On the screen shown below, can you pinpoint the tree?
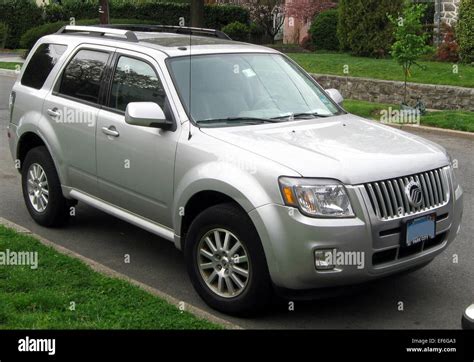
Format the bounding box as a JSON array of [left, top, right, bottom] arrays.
[[191, 0, 204, 28], [457, 0, 474, 64], [244, 0, 284, 43], [99, 0, 109, 25], [337, 0, 403, 57], [285, 0, 335, 25], [389, 1, 432, 104]]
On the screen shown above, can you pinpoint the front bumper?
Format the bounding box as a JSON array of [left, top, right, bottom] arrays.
[[249, 178, 463, 291]]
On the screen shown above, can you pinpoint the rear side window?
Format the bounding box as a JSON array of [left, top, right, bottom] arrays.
[[109, 56, 165, 112], [58, 49, 109, 104], [21, 43, 67, 89]]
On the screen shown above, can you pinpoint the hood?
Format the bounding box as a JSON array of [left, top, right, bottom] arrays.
[[200, 114, 449, 185]]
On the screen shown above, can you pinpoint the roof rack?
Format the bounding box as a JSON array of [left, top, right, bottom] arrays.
[[97, 24, 231, 40], [56, 25, 139, 42]]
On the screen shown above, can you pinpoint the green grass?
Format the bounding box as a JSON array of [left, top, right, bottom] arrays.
[[0, 62, 21, 70], [0, 225, 220, 329], [343, 99, 474, 133], [288, 52, 474, 88]]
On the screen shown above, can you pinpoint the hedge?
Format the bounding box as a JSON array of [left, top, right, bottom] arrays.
[[309, 9, 339, 51], [0, 0, 43, 49], [20, 18, 159, 51], [337, 0, 403, 57], [457, 0, 474, 64], [1, 1, 249, 49], [42, 2, 249, 31], [221, 22, 249, 42]]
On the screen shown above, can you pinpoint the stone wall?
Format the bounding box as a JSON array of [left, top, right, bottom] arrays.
[[439, 0, 461, 27], [313, 74, 474, 111]]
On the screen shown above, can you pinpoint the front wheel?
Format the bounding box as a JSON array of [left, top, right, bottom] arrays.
[[184, 203, 272, 316]]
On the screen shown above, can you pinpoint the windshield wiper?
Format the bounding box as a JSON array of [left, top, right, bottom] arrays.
[[271, 112, 332, 120], [197, 117, 282, 125]]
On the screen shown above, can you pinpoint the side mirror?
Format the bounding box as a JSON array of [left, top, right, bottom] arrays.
[[462, 303, 474, 330], [325, 89, 344, 105], [125, 102, 173, 129]]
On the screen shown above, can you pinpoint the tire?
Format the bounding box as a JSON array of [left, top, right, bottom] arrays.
[[184, 203, 272, 316], [21, 146, 70, 227]]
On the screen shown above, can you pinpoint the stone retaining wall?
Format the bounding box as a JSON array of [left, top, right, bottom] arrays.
[[312, 74, 474, 111]]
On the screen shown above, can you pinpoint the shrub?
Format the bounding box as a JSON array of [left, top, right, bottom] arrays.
[[300, 35, 315, 51], [436, 24, 460, 62], [0, 0, 43, 49], [457, 0, 474, 64], [337, 0, 403, 57], [309, 9, 339, 51], [222, 22, 249, 42]]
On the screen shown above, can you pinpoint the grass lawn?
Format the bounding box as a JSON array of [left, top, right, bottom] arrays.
[[0, 225, 219, 329], [343, 99, 474, 133], [0, 62, 22, 71], [288, 52, 474, 88]]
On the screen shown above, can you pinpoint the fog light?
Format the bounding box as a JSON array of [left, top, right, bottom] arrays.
[[314, 249, 336, 270]]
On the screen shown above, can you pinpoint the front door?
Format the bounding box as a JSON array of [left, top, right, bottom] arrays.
[[96, 51, 180, 227]]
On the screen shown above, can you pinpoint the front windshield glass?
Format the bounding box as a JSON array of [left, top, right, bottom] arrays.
[[168, 53, 341, 126]]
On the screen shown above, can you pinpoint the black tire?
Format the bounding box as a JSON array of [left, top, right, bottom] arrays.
[[184, 203, 272, 316], [21, 146, 70, 227]]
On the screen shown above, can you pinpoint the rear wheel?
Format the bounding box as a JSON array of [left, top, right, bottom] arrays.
[[184, 203, 272, 316], [21, 146, 70, 227]]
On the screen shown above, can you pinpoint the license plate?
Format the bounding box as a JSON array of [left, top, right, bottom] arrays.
[[404, 214, 436, 247]]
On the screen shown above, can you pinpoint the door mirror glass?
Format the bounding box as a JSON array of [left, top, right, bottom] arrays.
[[125, 102, 172, 129]]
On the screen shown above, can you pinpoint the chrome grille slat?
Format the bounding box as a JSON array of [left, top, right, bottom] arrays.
[[380, 182, 394, 217], [429, 171, 439, 205], [419, 173, 431, 208], [364, 167, 449, 220], [434, 169, 444, 203], [374, 183, 388, 217], [425, 172, 435, 206]]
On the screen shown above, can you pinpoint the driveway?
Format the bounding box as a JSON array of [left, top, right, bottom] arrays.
[[1, 74, 472, 328]]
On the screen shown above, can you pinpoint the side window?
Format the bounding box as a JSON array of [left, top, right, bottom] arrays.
[[21, 43, 67, 89], [58, 49, 109, 104], [109, 56, 166, 112]]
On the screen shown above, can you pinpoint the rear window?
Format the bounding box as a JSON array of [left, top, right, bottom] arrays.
[[21, 43, 67, 89], [58, 49, 109, 104]]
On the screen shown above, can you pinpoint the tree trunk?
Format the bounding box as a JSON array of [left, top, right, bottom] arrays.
[[191, 0, 204, 28], [99, 0, 110, 25]]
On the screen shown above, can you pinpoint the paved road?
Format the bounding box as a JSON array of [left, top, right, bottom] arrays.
[[0, 74, 472, 329]]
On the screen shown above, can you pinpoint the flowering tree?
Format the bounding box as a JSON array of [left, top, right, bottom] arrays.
[[244, 0, 285, 43], [284, 0, 336, 24]]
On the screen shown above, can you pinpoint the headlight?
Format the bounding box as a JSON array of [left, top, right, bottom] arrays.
[[279, 177, 354, 217]]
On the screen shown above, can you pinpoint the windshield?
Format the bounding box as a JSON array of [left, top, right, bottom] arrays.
[[168, 53, 342, 126]]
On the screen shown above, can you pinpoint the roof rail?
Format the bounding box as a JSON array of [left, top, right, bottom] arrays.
[[97, 24, 232, 40], [56, 25, 139, 42]]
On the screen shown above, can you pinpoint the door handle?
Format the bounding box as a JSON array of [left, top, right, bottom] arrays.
[[102, 126, 119, 137], [47, 108, 60, 118]]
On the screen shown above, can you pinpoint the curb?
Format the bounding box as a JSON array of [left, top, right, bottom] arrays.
[[0, 68, 19, 77], [0, 217, 242, 330], [387, 124, 474, 139]]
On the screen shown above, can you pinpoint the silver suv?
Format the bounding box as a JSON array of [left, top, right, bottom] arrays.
[[8, 25, 463, 315]]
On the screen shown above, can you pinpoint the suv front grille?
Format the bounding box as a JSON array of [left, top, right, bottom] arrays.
[[364, 167, 449, 220]]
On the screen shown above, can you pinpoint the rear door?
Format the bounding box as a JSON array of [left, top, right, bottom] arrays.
[[42, 45, 114, 195], [96, 50, 180, 227]]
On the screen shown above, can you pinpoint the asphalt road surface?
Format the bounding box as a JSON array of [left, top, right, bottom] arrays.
[[0, 74, 472, 329]]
